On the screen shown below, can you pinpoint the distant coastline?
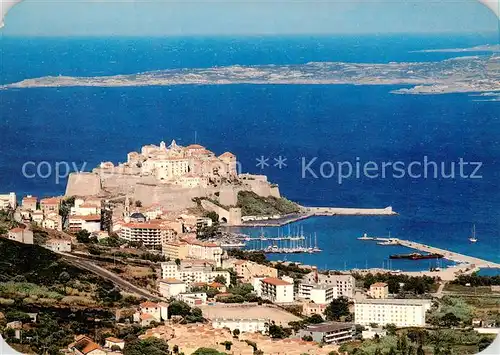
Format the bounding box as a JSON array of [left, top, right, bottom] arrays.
[[2, 55, 498, 96]]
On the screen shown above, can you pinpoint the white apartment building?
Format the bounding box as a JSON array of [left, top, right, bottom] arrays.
[[8, 227, 33, 245], [44, 239, 71, 253], [212, 318, 268, 333], [0, 192, 16, 210], [368, 282, 389, 299], [176, 292, 207, 306], [299, 283, 338, 304], [354, 299, 432, 327], [68, 215, 101, 233], [158, 278, 187, 298], [186, 240, 223, 267], [297, 322, 355, 344], [160, 261, 230, 286], [259, 277, 294, 303], [304, 273, 355, 298], [119, 222, 175, 248], [71, 198, 101, 216]]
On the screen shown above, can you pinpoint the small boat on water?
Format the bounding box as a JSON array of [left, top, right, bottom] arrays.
[[469, 224, 478, 243], [390, 252, 444, 260]]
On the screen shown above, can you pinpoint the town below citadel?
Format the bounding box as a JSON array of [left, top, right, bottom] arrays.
[[0, 140, 498, 355]]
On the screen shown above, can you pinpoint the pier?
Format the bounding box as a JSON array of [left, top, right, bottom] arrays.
[[238, 206, 397, 227], [395, 239, 500, 269], [360, 236, 500, 269]]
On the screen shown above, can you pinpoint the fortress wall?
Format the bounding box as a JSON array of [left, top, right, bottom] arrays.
[[134, 184, 211, 211], [218, 186, 239, 206], [270, 186, 281, 198], [65, 173, 102, 197]]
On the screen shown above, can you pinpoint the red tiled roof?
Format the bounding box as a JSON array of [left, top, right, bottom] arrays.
[[140, 313, 154, 320], [40, 197, 61, 205], [23, 196, 37, 201], [208, 282, 224, 288], [70, 215, 101, 222], [371, 282, 388, 288], [9, 227, 25, 233], [262, 277, 292, 286], [160, 278, 184, 284], [105, 337, 124, 343], [140, 301, 159, 308]]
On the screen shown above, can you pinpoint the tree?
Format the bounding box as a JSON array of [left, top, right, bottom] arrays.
[[324, 296, 350, 321], [478, 337, 493, 352], [123, 337, 169, 355], [232, 328, 240, 338], [175, 258, 181, 266], [374, 349, 382, 355], [135, 200, 142, 207], [59, 271, 70, 293], [205, 211, 219, 223], [222, 341, 232, 351], [268, 324, 291, 339], [307, 314, 324, 324], [168, 301, 192, 318], [173, 345, 179, 354], [441, 312, 460, 327], [214, 275, 227, 285], [302, 335, 313, 341], [76, 229, 91, 243], [385, 323, 397, 336], [416, 345, 425, 355]]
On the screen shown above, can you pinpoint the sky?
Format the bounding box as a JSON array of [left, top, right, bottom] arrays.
[[1, 0, 499, 36]]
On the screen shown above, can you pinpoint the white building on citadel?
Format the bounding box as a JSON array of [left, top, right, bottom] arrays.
[[117, 140, 237, 187]]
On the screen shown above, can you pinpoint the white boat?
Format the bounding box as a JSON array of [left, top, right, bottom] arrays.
[[469, 224, 478, 243]]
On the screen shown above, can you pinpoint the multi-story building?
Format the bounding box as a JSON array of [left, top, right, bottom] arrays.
[[303, 272, 355, 298], [158, 278, 187, 298], [71, 198, 101, 216], [119, 221, 175, 248], [22, 195, 37, 211], [176, 292, 208, 306], [40, 197, 61, 215], [259, 277, 294, 303], [354, 299, 432, 327], [69, 215, 101, 233], [230, 259, 278, 283], [303, 302, 328, 317], [162, 240, 189, 260], [368, 282, 389, 299], [297, 322, 355, 344], [298, 283, 338, 304], [42, 213, 63, 231], [44, 239, 72, 252], [160, 260, 230, 286], [185, 239, 223, 267], [0, 192, 16, 210], [8, 227, 33, 244]]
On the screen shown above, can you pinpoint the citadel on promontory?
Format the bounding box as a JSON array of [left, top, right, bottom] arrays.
[[66, 140, 282, 225]]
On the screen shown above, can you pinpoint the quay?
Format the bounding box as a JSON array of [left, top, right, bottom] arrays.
[[238, 206, 397, 227], [361, 236, 500, 269], [395, 239, 500, 269]]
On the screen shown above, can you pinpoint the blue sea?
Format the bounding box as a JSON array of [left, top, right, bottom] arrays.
[[1, 34, 499, 272]]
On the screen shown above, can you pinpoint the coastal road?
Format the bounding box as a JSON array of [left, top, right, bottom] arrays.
[[60, 252, 159, 300]]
